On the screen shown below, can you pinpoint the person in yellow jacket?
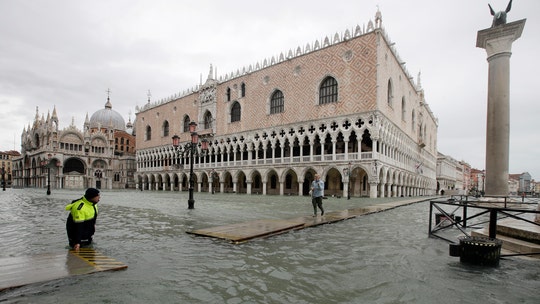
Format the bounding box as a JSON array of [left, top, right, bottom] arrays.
[[66, 188, 100, 250]]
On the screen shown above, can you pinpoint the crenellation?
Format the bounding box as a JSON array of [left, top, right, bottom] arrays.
[[333, 33, 340, 44]]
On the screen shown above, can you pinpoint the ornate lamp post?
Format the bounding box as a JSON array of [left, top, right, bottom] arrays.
[[210, 168, 217, 194], [1, 164, 5, 191], [46, 153, 52, 195], [343, 162, 352, 200], [481, 170, 485, 197], [172, 121, 210, 209]]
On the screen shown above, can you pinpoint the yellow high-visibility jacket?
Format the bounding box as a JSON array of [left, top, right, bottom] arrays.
[[65, 196, 98, 246]]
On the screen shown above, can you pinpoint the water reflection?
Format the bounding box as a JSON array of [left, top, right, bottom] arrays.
[[1, 189, 538, 303]]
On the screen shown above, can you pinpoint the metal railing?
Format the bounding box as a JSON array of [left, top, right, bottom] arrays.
[[428, 196, 539, 257]]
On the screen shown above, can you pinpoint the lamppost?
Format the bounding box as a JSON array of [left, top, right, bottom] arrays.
[[210, 168, 218, 194], [172, 121, 209, 209], [46, 153, 51, 195], [343, 162, 352, 200], [482, 170, 486, 196], [1, 164, 5, 191]]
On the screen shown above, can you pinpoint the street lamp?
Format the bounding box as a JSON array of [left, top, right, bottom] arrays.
[[172, 121, 210, 209], [1, 164, 5, 191], [210, 168, 217, 194], [46, 153, 51, 195], [343, 162, 352, 200], [481, 170, 485, 197]]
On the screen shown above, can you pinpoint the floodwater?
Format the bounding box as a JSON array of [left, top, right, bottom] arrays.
[[1, 189, 538, 303]]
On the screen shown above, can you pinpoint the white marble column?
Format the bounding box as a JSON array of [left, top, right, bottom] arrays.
[[477, 19, 526, 196], [369, 182, 378, 198]]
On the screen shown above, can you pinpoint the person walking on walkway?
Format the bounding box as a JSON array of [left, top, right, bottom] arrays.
[[65, 188, 100, 251], [311, 174, 325, 217]]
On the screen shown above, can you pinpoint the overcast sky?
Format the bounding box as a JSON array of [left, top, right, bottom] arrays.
[[1, 0, 538, 178]]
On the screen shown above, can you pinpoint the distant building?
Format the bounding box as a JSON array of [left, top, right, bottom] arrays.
[[509, 172, 532, 195], [0, 150, 21, 188], [12, 97, 136, 190], [460, 161, 472, 194], [468, 170, 535, 197], [134, 10, 439, 198], [469, 168, 486, 196], [436, 152, 459, 194]]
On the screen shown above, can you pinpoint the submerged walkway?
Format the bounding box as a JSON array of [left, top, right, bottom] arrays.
[[0, 248, 127, 292], [188, 197, 433, 243]]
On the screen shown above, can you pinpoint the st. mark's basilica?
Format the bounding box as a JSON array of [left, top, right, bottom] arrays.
[[11, 97, 136, 190]]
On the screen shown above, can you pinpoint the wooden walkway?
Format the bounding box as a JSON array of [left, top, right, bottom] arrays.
[[472, 217, 540, 258], [0, 248, 127, 292], [189, 198, 427, 243]]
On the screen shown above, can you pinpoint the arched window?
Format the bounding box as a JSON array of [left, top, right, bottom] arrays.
[[241, 83, 246, 97], [270, 90, 284, 114], [319, 76, 338, 104], [162, 120, 169, 137], [231, 102, 241, 122], [401, 97, 406, 121], [387, 79, 393, 106], [145, 126, 152, 141], [204, 111, 213, 129], [183, 116, 190, 132]]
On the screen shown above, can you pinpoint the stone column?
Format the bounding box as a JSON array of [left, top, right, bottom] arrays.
[[369, 182, 378, 198], [476, 19, 526, 196], [247, 181, 252, 195]]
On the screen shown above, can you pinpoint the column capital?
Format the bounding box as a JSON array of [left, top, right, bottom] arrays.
[[476, 19, 526, 58]]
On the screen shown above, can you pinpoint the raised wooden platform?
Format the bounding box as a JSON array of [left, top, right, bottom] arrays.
[[0, 248, 127, 292], [472, 218, 540, 258], [189, 198, 426, 243]]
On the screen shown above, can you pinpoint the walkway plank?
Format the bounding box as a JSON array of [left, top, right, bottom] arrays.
[[0, 248, 127, 291], [189, 219, 306, 243], [188, 198, 429, 243]]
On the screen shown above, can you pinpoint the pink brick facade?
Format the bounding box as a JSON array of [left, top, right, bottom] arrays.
[[135, 16, 438, 198]]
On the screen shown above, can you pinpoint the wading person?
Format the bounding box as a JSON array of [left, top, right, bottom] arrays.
[[311, 174, 325, 217], [66, 188, 100, 250]]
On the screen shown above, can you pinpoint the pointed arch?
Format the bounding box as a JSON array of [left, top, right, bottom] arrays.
[[270, 90, 284, 114], [387, 78, 394, 106], [231, 102, 241, 122], [203, 111, 213, 130], [162, 120, 169, 137], [183, 115, 191, 132], [319, 76, 338, 104]]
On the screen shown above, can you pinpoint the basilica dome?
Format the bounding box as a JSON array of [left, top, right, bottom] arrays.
[[89, 98, 126, 131]]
